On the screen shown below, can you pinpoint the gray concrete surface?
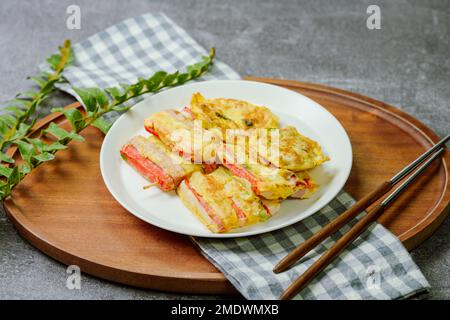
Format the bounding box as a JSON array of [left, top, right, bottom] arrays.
[[0, 0, 449, 299]]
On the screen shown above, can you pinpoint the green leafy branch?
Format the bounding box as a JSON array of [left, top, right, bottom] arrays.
[[0, 40, 73, 198], [74, 47, 215, 134], [0, 42, 215, 200], [0, 40, 73, 153]]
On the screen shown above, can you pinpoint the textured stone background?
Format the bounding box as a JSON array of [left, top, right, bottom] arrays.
[[0, 0, 449, 299]]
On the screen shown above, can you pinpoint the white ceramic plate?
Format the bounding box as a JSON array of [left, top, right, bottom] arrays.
[[100, 80, 352, 238]]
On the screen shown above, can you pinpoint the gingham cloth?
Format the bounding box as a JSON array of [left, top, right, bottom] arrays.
[[43, 12, 429, 300], [41, 12, 240, 121]]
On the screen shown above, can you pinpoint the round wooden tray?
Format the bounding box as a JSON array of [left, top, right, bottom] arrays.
[[3, 78, 449, 295]]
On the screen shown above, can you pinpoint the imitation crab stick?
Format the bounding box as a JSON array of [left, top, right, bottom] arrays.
[[120, 135, 201, 191]]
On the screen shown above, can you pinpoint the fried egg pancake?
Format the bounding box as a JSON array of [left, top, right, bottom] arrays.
[[218, 143, 317, 200], [257, 126, 329, 171], [177, 168, 276, 233], [190, 92, 279, 131]]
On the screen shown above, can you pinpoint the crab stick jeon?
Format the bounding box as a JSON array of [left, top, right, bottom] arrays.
[[189, 93, 328, 170], [218, 143, 317, 200], [143, 108, 222, 164], [120, 135, 201, 191], [189, 92, 279, 131], [260, 126, 329, 171], [177, 167, 279, 233], [144, 108, 194, 152]]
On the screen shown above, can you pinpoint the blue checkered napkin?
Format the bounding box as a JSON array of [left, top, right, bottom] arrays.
[[44, 12, 429, 300]]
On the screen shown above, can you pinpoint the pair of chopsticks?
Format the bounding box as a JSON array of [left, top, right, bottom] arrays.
[[275, 134, 450, 300]]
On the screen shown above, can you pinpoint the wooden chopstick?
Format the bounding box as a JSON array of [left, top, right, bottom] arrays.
[[273, 134, 450, 274], [279, 147, 445, 300], [273, 181, 392, 273]]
